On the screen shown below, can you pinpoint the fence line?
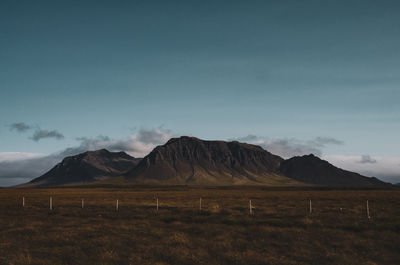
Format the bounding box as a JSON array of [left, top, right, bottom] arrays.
[[13, 196, 374, 219]]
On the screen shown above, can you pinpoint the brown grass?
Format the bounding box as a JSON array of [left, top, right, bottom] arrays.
[[0, 186, 399, 265]]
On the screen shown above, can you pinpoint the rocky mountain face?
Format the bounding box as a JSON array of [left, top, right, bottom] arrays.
[[124, 136, 299, 185], [26, 137, 388, 187], [27, 149, 140, 186], [280, 154, 386, 186]]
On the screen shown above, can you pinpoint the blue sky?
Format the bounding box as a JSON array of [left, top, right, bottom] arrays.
[[1, 0, 399, 185]]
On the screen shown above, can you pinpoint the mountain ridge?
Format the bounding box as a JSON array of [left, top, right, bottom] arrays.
[[23, 149, 141, 187], [24, 136, 388, 187], [280, 154, 385, 186], [124, 136, 297, 185]]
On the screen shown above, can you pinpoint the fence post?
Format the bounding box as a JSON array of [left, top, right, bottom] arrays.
[[249, 200, 253, 214], [366, 200, 370, 219], [81, 198, 84, 209], [199, 197, 202, 212], [156, 197, 159, 211], [309, 199, 312, 213], [22, 197, 25, 208], [116, 199, 119, 212], [50, 197, 53, 210]]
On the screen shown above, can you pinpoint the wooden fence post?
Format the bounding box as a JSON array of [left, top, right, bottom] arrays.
[[249, 200, 253, 214], [81, 198, 84, 209], [50, 197, 53, 210], [199, 197, 202, 212], [156, 197, 159, 211], [116, 199, 119, 212], [366, 200, 371, 219], [22, 197, 25, 208], [309, 199, 312, 213]]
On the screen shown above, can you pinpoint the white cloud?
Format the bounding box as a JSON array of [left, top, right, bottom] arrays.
[[232, 135, 343, 158], [0, 152, 45, 162], [72, 128, 175, 158], [359, 154, 377, 164]]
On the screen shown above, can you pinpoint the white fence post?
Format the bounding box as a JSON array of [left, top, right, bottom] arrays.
[[366, 200, 370, 219]]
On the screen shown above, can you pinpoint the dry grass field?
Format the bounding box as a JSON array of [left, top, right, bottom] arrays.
[[0, 186, 399, 265]]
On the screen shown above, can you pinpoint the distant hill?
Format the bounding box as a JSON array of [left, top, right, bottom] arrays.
[[25, 149, 140, 186], [24, 136, 388, 187], [125, 136, 298, 185], [280, 154, 387, 186]]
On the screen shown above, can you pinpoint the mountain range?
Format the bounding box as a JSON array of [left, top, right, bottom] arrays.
[[24, 136, 387, 187]]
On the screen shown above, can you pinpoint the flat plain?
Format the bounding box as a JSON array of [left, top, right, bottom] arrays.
[[0, 186, 399, 265]]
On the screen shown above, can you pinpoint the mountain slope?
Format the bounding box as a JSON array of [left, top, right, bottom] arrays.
[[124, 136, 299, 185], [280, 154, 387, 186], [26, 149, 140, 186]]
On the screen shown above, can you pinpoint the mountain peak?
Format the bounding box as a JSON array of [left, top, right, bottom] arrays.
[[280, 154, 386, 186], [305, 153, 317, 158], [165, 136, 201, 144], [90, 148, 110, 153], [125, 136, 291, 185], [81, 148, 110, 156], [27, 149, 140, 186]]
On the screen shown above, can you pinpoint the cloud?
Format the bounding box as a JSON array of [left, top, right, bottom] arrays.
[[0, 127, 175, 186], [359, 155, 377, 164], [0, 154, 62, 186], [69, 128, 175, 158], [8, 123, 66, 142], [9, 122, 31, 132], [0, 152, 45, 162], [323, 155, 400, 184], [262, 138, 322, 158], [312, 137, 344, 146], [136, 128, 174, 144], [30, 129, 64, 141], [232, 135, 344, 159], [233, 134, 260, 142]]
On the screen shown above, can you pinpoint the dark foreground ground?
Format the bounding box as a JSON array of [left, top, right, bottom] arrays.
[[0, 186, 399, 265]]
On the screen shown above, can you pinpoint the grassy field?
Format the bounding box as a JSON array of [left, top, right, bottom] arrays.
[[0, 186, 399, 265]]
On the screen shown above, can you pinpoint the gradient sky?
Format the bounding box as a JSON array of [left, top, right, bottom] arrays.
[[1, 0, 399, 185]]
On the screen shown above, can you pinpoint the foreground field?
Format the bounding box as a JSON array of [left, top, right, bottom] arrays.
[[0, 186, 399, 265]]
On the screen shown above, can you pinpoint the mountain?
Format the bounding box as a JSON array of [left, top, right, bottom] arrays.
[[25, 149, 140, 186], [24, 137, 388, 187], [280, 154, 387, 186], [124, 136, 299, 185]]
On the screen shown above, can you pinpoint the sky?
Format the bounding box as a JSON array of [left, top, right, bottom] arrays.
[[1, 0, 399, 186]]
